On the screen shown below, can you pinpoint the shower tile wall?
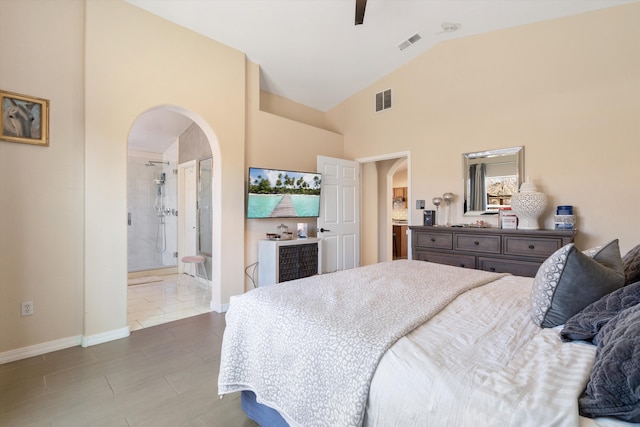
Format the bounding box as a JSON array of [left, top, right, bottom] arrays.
[[128, 150, 178, 272]]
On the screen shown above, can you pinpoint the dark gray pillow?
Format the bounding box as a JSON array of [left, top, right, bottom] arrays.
[[531, 240, 625, 328], [579, 304, 640, 422], [560, 280, 640, 343], [623, 244, 640, 285]]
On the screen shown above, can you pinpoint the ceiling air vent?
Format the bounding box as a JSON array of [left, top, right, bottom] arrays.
[[375, 89, 392, 113], [397, 33, 422, 51]]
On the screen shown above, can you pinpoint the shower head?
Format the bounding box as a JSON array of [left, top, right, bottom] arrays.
[[145, 160, 169, 167]]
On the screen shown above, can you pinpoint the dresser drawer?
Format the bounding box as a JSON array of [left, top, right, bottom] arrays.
[[478, 257, 542, 277], [503, 236, 564, 259], [410, 226, 575, 277], [415, 231, 453, 250], [415, 250, 476, 269], [454, 234, 501, 254]]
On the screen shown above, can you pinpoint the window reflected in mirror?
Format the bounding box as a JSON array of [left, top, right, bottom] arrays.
[[463, 147, 523, 215]]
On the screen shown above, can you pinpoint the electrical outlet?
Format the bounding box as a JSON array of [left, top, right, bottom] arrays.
[[21, 301, 33, 316]]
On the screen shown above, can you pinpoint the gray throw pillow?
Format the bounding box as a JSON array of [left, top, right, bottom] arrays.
[[560, 280, 640, 343], [531, 240, 625, 328], [622, 244, 640, 285], [578, 304, 640, 422]]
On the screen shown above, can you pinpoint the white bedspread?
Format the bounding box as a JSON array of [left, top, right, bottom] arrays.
[[365, 275, 631, 427], [218, 260, 507, 427]]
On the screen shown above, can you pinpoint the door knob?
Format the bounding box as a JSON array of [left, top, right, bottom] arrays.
[[319, 228, 331, 233]]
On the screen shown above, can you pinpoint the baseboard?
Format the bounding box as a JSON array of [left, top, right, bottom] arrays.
[[0, 335, 82, 365], [211, 301, 229, 313], [0, 325, 133, 365], [81, 326, 130, 347]]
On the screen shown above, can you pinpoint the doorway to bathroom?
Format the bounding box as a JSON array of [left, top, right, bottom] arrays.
[[127, 110, 190, 275], [127, 153, 179, 274], [126, 107, 214, 330]]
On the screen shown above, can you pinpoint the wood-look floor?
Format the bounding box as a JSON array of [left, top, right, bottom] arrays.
[[0, 312, 258, 427]]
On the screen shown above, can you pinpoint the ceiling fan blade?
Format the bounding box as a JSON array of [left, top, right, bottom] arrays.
[[355, 0, 367, 25]]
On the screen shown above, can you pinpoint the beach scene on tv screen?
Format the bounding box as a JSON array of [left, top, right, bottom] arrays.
[[248, 168, 321, 218]]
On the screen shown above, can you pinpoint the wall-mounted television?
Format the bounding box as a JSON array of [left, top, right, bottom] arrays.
[[247, 167, 322, 219]]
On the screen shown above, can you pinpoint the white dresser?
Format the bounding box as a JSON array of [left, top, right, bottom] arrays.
[[258, 238, 322, 286]]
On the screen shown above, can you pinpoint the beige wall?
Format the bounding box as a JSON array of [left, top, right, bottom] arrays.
[[245, 63, 344, 289], [360, 163, 379, 265], [260, 90, 334, 132], [327, 3, 640, 255], [393, 169, 408, 188], [84, 1, 247, 337], [3, 0, 638, 359], [0, 0, 345, 357], [376, 160, 396, 262], [0, 0, 85, 354]]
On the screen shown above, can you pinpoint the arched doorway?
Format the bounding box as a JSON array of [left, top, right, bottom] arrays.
[[126, 105, 221, 329]]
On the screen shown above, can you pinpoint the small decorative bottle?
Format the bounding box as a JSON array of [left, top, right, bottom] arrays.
[[510, 178, 547, 230]]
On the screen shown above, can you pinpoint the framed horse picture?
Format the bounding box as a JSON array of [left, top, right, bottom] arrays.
[[0, 90, 49, 146]]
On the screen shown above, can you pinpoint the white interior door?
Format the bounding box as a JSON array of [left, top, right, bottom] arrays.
[[317, 156, 360, 273]]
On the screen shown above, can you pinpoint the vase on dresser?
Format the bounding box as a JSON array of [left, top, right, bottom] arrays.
[[510, 178, 548, 230]]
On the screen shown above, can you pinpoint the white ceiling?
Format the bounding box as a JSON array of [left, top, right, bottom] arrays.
[[125, 0, 635, 153]]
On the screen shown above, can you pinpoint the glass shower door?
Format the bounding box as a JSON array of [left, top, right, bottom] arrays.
[[197, 157, 213, 277]]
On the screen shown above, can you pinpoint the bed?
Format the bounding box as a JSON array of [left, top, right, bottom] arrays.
[[218, 240, 640, 427]]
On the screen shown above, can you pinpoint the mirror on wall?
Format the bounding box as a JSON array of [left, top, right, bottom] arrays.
[[463, 146, 524, 215]]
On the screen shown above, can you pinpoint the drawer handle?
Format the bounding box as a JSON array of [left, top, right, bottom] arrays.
[[430, 238, 436, 242], [528, 244, 535, 250], [474, 241, 480, 246]]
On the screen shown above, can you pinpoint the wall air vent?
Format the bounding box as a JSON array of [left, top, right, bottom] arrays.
[[375, 89, 392, 113], [397, 33, 422, 51]]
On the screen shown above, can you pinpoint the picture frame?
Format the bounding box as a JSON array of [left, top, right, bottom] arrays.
[[0, 90, 49, 147]]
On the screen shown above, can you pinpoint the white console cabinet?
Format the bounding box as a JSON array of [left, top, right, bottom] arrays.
[[258, 238, 322, 286]]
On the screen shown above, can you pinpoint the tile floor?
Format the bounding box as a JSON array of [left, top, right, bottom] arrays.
[[0, 312, 257, 426], [128, 273, 212, 331]]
